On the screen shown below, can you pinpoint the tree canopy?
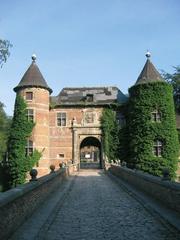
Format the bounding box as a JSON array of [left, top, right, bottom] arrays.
[[162, 66, 180, 113], [0, 39, 12, 67], [0, 102, 11, 162]]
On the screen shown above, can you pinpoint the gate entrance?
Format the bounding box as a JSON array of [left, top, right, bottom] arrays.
[[80, 137, 101, 169]]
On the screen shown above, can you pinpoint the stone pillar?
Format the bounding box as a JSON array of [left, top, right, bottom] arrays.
[[72, 128, 78, 164]]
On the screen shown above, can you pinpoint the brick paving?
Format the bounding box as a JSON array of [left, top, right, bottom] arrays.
[[10, 170, 180, 240]]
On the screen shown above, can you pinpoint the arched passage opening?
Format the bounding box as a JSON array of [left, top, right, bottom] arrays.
[[80, 136, 102, 169]]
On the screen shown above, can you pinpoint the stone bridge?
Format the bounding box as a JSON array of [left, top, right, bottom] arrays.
[[0, 164, 180, 240]]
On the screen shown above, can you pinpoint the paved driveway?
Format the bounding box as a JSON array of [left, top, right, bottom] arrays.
[[10, 170, 180, 240]]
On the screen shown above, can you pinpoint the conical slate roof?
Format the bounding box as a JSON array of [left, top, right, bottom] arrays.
[[14, 57, 52, 93], [135, 58, 164, 85]]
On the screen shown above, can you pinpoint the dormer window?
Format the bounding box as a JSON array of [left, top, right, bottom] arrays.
[[151, 110, 161, 122], [153, 140, 163, 157], [26, 92, 33, 101], [86, 94, 93, 102]]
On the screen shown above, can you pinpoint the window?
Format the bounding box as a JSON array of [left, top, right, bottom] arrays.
[[57, 112, 66, 126], [59, 153, 64, 158], [151, 110, 161, 122], [26, 92, 33, 101], [86, 94, 93, 102], [116, 113, 126, 127], [153, 140, 163, 157], [25, 140, 33, 156], [26, 109, 34, 122]]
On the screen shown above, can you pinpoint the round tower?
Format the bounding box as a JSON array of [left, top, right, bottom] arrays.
[[127, 52, 179, 179], [14, 55, 53, 176]]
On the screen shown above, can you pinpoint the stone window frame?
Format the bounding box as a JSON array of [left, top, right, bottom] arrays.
[[151, 110, 161, 122], [25, 91, 33, 101], [153, 140, 163, 157], [25, 139, 33, 156], [26, 109, 34, 122], [57, 112, 67, 127]]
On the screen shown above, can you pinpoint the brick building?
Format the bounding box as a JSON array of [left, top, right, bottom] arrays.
[[13, 55, 180, 178], [13, 55, 127, 176]]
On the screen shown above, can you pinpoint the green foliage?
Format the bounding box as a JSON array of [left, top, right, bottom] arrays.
[[101, 108, 120, 162], [127, 82, 179, 179], [0, 102, 11, 191], [0, 102, 11, 162], [0, 39, 12, 67], [162, 66, 180, 113], [3, 95, 41, 189], [26, 149, 42, 171]]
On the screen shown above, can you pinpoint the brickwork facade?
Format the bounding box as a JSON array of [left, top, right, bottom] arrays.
[[13, 56, 180, 179]]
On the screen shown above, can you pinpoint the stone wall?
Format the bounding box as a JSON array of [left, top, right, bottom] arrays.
[[108, 164, 180, 214], [0, 164, 77, 240]]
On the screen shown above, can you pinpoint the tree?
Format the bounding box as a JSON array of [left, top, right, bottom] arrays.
[[0, 39, 12, 67], [0, 102, 11, 191], [0, 102, 11, 160], [3, 95, 41, 189], [162, 66, 180, 113]]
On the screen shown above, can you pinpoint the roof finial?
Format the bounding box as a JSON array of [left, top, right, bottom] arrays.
[[31, 54, 37, 62], [145, 50, 151, 59]]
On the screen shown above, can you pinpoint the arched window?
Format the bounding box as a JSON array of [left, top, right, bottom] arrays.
[[25, 140, 33, 156], [153, 140, 163, 157]]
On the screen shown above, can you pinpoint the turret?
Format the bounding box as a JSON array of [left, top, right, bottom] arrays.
[[14, 55, 52, 176], [127, 52, 179, 179]]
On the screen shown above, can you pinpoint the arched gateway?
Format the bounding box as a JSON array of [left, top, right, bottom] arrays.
[[80, 136, 102, 169]]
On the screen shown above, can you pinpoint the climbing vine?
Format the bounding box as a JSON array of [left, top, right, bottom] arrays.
[[3, 95, 41, 190], [127, 82, 179, 179], [101, 107, 128, 163]]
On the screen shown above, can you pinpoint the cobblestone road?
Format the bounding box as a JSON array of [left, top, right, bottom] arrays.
[[10, 170, 180, 240]]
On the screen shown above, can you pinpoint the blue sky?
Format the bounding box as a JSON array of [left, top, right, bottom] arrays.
[[0, 0, 180, 115]]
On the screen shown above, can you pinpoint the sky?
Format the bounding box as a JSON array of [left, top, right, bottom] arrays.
[[0, 0, 180, 115]]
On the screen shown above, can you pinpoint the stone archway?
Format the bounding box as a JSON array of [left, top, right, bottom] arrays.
[[80, 136, 102, 169]]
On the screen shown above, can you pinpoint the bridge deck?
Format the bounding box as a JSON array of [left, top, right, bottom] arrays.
[[10, 170, 180, 240]]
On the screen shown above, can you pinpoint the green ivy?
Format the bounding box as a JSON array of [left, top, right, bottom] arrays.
[[3, 95, 41, 190], [101, 108, 119, 162], [127, 82, 179, 179], [101, 107, 128, 163]]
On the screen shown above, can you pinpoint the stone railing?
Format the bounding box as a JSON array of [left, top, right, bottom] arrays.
[[0, 164, 78, 240], [108, 164, 180, 214]]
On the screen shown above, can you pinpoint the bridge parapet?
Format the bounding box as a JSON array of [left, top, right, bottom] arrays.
[[0, 164, 78, 240], [108, 164, 180, 215]]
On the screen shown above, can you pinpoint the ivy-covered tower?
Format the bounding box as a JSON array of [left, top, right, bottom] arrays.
[[127, 52, 179, 179], [14, 55, 52, 176]]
